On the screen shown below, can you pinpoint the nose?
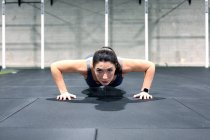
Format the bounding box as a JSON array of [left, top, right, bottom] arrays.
[[102, 73, 108, 79]]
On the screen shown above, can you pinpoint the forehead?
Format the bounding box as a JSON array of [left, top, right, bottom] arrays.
[[94, 61, 115, 68]]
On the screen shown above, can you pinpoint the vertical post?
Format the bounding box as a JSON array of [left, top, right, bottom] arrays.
[[41, 0, 44, 69], [205, 0, 209, 68], [18, 0, 21, 7], [50, 0, 53, 6], [145, 0, 149, 60], [2, 0, 6, 69], [105, 0, 109, 47]]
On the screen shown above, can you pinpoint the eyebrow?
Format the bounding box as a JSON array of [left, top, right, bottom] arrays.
[[96, 67, 114, 70]]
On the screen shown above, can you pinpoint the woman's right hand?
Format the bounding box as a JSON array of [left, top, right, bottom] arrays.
[[56, 92, 77, 101]]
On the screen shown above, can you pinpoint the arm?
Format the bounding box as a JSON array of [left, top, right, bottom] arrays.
[[141, 61, 155, 91], [50, 60, 86, 100], [122, 59, 155, 99]]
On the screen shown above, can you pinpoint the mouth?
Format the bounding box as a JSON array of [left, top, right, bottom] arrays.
[[101, 81, 109, 85]]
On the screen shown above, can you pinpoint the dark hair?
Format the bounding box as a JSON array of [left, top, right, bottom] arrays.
[[93, 47, 122, 74]]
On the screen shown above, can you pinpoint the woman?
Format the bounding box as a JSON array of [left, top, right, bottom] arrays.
[[51, 47, 155, 101]]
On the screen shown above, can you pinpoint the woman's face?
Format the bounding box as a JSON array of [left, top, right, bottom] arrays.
[[94, 61, 116, 86]]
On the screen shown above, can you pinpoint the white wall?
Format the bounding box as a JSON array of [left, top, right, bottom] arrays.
[[0, 0, 209, 67]]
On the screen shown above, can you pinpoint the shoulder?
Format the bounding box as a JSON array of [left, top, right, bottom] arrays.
[[120, 58, 154, 73]]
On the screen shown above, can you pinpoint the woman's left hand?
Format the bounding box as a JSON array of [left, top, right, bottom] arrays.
[[133, 92, 153, 100]]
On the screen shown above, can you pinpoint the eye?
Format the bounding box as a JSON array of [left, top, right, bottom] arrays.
[[96, 68, 103, 73], [107, 68, 113, 72]]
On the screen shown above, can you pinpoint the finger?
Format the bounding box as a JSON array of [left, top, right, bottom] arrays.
[[145, 95, 150, 100], [139, 95, 144, 100], [133, 94, 140, 98], [145, 95, 152, 100], [150, 95, 153, 99], [56, 95, 60, 100], [67, 96, 71, 100], [63, 96, 66, 101], [71, 95, 76, 99], [61, 96, 65, 101], [58, 95, 62, 100]]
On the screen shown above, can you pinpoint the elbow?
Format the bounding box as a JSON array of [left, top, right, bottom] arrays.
[[150, 62, 155, 71], [151, 62, 155, 70], [50, 62, 58, 73], [50, 62, 56, 71], [150, 62, 156, 75], [146, 61, 155, 73]]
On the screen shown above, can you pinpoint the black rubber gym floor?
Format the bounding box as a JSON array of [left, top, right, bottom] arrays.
[[0, 67, 210, 140]]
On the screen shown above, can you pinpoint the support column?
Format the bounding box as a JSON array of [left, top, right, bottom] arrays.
[[205, 0, 209, 68], [2, 0, 6, 69], [41, 0, 45, 69], [145, 0, 149, 60], [105, 0, 109, 47]]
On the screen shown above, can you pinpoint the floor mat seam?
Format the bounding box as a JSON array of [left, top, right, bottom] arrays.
[[0, 98, 39, 123], [173, 98, 210, 122]]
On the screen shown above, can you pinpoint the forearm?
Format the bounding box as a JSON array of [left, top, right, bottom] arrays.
[[51, 63, 68, 94], [141, 62, 155, 91]]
